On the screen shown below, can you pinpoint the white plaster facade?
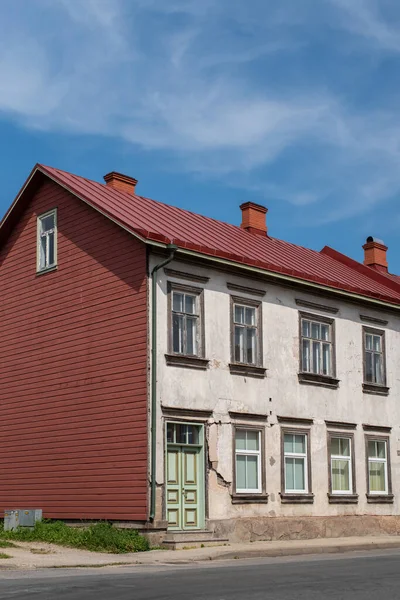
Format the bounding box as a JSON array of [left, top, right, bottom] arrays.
[[150, 253, 400, 540]]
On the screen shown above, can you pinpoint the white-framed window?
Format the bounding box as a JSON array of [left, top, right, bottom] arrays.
[[301, 316, 333, 376], [283, 432, 308, 493], [367, 439, 388, 494], [235, 429, 262, 493], [37, 209, 57, 272], [330, 436, 352, 494], [233, 301, 260, 365], [364, 329, 385, 385], [171, 289, 200, 356]]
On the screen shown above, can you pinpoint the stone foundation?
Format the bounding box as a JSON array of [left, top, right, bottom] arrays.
[[208, 515, 400, 543]]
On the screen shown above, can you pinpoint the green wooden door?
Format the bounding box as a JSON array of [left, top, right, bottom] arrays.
[[166, 440, 203, 530]]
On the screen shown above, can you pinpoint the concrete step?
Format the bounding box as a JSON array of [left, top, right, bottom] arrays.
[[162, 530, 229, 550]]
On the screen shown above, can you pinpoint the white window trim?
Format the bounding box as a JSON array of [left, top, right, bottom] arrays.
[[235, 429, 262, 494], [301, 316, 333, 377], [284, 435, 308, 494], [171, 289, 201, 357], [37, 208, 57, 273], [232, 300, 260, 366], [368, 441, 388, 495], [330, 437, 352, 495]]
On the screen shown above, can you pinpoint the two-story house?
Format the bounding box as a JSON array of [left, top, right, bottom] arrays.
[[1, 164, 400, 546]]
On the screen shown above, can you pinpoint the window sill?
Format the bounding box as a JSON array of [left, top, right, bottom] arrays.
[[362, 383, 389, 396], [229, 363, 266, 378], [328, 493, 358, 504], [231, 493, 269, 504], [366, 493, 394, 504], [280, 493, 314, 504], [165, 354, 209, 370], [298, 372, 339, 389], [36, 265, 58, 276]]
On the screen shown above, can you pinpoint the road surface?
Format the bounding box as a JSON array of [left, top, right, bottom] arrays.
[[1, 548, 399, 599]]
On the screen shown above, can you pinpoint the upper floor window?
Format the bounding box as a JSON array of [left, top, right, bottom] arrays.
[[300, 314, 333, 377], [37, 209, 57, 272], [363, 328, 385, 386], [232, 297, 261, 366], [169, 284, 203, 357]]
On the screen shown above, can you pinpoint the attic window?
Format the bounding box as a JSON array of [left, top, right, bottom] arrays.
[[37, 209, 57, 273]]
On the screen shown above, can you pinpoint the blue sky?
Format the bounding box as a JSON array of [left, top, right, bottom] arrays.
[[1, 0, 400, 273]]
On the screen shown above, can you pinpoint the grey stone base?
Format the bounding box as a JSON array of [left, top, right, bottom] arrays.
[[208, 515, 400, 543]]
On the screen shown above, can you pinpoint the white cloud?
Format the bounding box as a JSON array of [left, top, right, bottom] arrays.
[[1, 0, 400, 226]]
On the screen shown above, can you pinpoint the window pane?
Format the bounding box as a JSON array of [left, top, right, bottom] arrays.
[[245, 307, 255, 326], [235, 430, 246, 451], [365, 352, 373, 382], [284, 434, 294, 454], [173, 292, 184, 313], [331, 437, 340, 456], [376, 441, 386, 459], [40, 236, 47, 269], [48, 232, 55, 266], [185, 295, 196, 315], [246, 431, 259, 451], [365, 334, 373, 350], [41, 214, 55, 232], [234, 305, 244, 324], [373, 335, 382, 352], [294, 458, 305, 491], [312, 341, 321, 374], [302, 339, 310, 372], [246, 456, 258, 490], [332, 459, 350, 492], [285, 457, 295, 491], [236, 455, 246, 489], [294, 434, 306, 454], [166, 423, 175, 443], [172, 314, 184, 353], [311, 322, 320, 340], [246, 328, 256, 364], [322, 343, 330, 375], [339, 438, 350, 457], [302, 320, 310, 338], [234, 326, 244, 362], [320, 324, 329, 341], [368, 440, 376, 458], [186, 316, 197, 355], [369, 461, 386, 492], [374, 354, 383, 384]]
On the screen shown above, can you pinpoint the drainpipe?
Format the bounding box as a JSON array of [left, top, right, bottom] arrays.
[[150, 244, 177, 522]]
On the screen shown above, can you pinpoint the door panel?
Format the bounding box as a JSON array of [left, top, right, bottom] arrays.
[[166, 448, 181, 530], [166, 445, 203, 530]]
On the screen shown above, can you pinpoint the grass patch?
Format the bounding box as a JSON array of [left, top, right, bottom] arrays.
[[0, 540, 16, 548], [0, 553, 12, 559], [0, 521, 149, 554]]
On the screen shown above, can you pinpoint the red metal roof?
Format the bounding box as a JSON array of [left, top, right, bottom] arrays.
[[3, 164, 400, 306]]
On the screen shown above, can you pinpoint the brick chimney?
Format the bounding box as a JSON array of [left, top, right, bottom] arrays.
[[104, 172, 138, 195], [363, 236, 388, 273], [240, 202, 268, 236]]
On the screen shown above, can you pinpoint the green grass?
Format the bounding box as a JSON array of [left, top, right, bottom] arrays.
[[0, 553, 12, 559], [0, 540, 16, 548], [0, 521, 149, 554]]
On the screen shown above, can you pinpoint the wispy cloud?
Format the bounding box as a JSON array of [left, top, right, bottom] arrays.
[[1, 0, 400, 226]]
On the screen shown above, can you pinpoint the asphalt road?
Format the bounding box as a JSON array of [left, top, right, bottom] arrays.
[[1, 549, 400, 600]]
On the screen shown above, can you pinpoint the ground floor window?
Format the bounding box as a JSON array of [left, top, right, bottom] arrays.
[[367, 437, 389, 494], [235, 429, 262, 493], [282, 430, 310, 494], [328, 434, 353, 494]]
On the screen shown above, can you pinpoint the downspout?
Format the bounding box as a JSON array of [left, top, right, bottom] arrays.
[[150, 244, 177, 522]]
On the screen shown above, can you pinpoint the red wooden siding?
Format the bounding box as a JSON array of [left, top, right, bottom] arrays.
[[0, 180, 148, 520]]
